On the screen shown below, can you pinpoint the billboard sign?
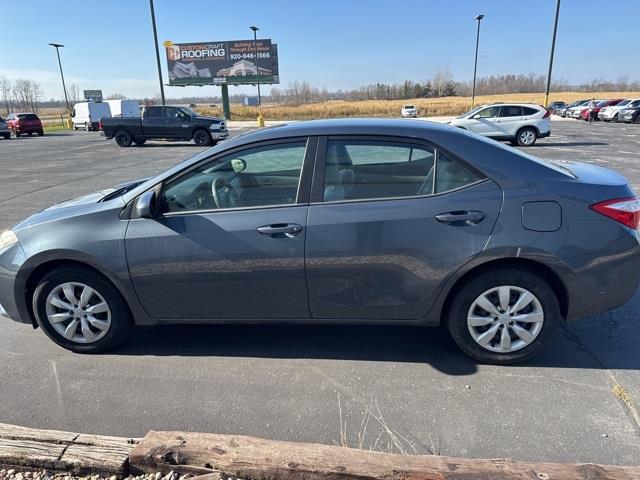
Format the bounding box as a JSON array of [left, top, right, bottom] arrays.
[[165, 39, 279, 86], [83, 89, 103, 102]]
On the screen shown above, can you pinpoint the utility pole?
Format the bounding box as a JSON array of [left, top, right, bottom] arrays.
[[149, 0, 166, 105], [471, 14, 484, 109], [544, 0, 561, 107], [49, 43, 70, 115]]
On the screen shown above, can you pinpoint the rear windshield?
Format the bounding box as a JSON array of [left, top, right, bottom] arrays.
[[18, 114, 39, 120]]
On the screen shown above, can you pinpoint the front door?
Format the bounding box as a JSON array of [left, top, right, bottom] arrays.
[[163, 106, 190, 139], [467, 105, 501, 136], [125, 139, 313, 320], [305, 137, 503, 320]]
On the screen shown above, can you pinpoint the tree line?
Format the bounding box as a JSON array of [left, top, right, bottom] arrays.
[[0, 77, 44, 114]]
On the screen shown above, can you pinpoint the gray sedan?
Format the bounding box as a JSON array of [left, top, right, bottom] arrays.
[[1, 119, 639, 364]]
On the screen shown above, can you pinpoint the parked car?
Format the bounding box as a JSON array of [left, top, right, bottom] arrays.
[[401, 105, 418, 118], [555, 100, 587, 117], [106, 99, 140, 118], [564, 100, 590, 119], [100, 105, 227, 147], [2, 119, 638, 364], [599, 99, 640, 122], [547, 101, 566, 114], [72, 102, 112, 131], [0, 117, 10, 139], [5, 113, 44, 136], [448, 103, 550, 146], [619, 105, 640, 123], [580, 99, 623, 121]]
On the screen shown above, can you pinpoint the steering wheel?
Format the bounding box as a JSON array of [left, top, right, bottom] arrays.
[[211, 177, 239, 209]]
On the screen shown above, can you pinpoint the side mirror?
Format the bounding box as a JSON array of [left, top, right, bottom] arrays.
[[134, 190, 157, 219], [472, 114, 481, 119], [231, 158, 246, 173]]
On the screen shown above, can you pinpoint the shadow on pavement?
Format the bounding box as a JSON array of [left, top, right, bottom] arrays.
[[534, 141, 608, 147]]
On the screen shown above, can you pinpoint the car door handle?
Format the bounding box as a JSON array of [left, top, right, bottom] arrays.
[[435, 211, 485, 225], [257, 223, 303, 238]]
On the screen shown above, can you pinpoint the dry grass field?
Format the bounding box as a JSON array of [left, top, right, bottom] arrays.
[[33, 91, 640, 126]]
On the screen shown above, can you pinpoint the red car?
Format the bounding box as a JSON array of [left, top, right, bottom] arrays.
[[5, 112, 44, 136], [580, 99, 623, 121]]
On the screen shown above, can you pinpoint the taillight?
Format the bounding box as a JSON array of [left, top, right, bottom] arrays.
[[542, 108, 550, 118], [590, 197, 640, 230], [99, 119, 102, 130]]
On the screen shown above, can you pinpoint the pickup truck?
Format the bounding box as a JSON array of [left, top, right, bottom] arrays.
[[100, 105, 228, 147]]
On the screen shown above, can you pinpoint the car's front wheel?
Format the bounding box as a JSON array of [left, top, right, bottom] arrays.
[[193, 129, 212, 146], [32, 267, 131, 353], [515, 127, 537, 146], [446, 268, 560, 364]]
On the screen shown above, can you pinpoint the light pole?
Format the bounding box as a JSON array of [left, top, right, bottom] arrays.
[[49, 43, 70, 115], [149, 0, 166, 105], [471, 14, 484, 109], [250, 25, 261, 108], [544, 0, 561, 107]]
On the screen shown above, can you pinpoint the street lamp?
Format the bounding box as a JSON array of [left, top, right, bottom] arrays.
[[48, 43, 70, 115], [149, 0, 165, 105], [250, 25, 261, 108], [471, 14, 484, 109], [544, 0, 561, 107]]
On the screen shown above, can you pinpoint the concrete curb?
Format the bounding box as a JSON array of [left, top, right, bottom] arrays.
[[1, 423, 639, 479]]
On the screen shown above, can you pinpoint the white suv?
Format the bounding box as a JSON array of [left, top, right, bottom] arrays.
[[448, 103, 551, 146], [599, 99, 640, 122], [401, 105, 418, 118]]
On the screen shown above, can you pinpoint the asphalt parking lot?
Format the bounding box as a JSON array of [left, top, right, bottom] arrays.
[[1, 120, 639, 465]]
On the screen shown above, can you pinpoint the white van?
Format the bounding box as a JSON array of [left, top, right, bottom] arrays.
[[71, 102, 112, 131], [106, 99, 140, 118]]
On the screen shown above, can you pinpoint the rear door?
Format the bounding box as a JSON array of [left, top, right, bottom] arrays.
[[496, 105, 524, 136], [142, 107, 166, 137], [305, 136, 503, 320]]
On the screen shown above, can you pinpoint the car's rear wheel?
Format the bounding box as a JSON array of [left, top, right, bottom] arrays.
[[85, 122, 91, 132], [193, 129, 212, 146], [37, 130, 43, 136], [446, 268, 560, 364], [515, 127, 537, 146], [32, 267, 131, 353], [634, 114, 640, 124], [613, 113, 619, 122], [3, 133, 9, 140], [114, 130, 132, 147]]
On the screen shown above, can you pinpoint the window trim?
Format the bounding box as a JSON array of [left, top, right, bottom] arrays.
[[155, 136, 317, 217], [309, 135, 487, 205]]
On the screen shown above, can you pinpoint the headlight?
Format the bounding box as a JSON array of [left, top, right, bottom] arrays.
[[0, 230, 18, 251], [210, 123, 221, 130]]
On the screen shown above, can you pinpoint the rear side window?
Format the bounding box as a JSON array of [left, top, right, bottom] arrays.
[[322, 139, 482, 202], [145, 108, 162, 118], [522, 107, 539, 116], [500, 106, 522, 117]]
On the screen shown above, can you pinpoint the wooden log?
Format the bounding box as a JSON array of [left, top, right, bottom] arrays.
[[0, 423, 77, 444], [129, 431, 640, 480], [0, 438, 65, 470], [59, 443, 133, 476]]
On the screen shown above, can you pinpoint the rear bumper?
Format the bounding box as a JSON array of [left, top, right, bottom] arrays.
[[538, 130, 551, 138]]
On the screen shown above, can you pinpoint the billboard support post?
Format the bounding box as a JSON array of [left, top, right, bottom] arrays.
[[221, 84, 231, 120], [149, 0, 166, 105]]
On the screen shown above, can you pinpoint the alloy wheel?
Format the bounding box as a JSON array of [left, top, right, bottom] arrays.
[[45, 282, 112, 344], [467, 285, 544, 353], [519, 129, 536, 145]]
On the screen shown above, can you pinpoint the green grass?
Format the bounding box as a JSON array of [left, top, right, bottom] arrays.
[[43, 124, 72, 133]]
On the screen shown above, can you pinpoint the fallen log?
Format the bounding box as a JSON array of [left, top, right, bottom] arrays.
[[129, 430, 640, 480]]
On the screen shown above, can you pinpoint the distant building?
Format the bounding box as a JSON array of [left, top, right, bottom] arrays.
[[243, 96, 259, 106], [217, 60, 272, 77]]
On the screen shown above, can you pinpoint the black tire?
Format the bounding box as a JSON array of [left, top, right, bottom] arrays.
[[446, 268, 561, 364], [37, 130, 44, 136], [193, 129, 212, 146], [634, 114, 640, 124], [515, 127, 537, 146], [3, 133, 9, 140], [32, 267, 132, 353], [114, 130, 132, 147], [27, 132, 33, 136], [73, 125, 78, 131], [14, 131, 20, 137], [85, 122, 91, 132], [133, 139, 146, 146], [613, 113, 619, 123]]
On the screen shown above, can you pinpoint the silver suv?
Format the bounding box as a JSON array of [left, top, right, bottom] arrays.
[[0, 117, 10, 140]]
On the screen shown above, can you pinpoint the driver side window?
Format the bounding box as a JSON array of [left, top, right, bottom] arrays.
[[476, 106, 499, 118], [161, 141, 307, 213]]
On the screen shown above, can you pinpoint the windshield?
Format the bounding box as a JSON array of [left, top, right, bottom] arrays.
[[457, 106, 483, 118], [180, 107, 197, 116], [404, 105, 415, 109], [617, 99, 631, 106]]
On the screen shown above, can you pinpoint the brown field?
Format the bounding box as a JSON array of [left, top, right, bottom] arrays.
[[33, 91, 640, 126], [198, 91, 640, 120]]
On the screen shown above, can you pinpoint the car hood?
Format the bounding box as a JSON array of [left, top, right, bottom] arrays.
[[193, 115, 225, 124], [11, 178, 147, 231]]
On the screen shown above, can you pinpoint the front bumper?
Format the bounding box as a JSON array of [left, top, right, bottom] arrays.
[[0, 242, 29, 323], [211, 130, 229, 141]]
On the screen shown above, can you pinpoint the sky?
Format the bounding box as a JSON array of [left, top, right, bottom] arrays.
[[2, 0, 639, 100]]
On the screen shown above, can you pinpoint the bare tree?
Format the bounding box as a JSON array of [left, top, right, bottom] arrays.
[[68, 84, 81, 104], [0, 77, 12, 114], [106, 93, 126, 100]]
